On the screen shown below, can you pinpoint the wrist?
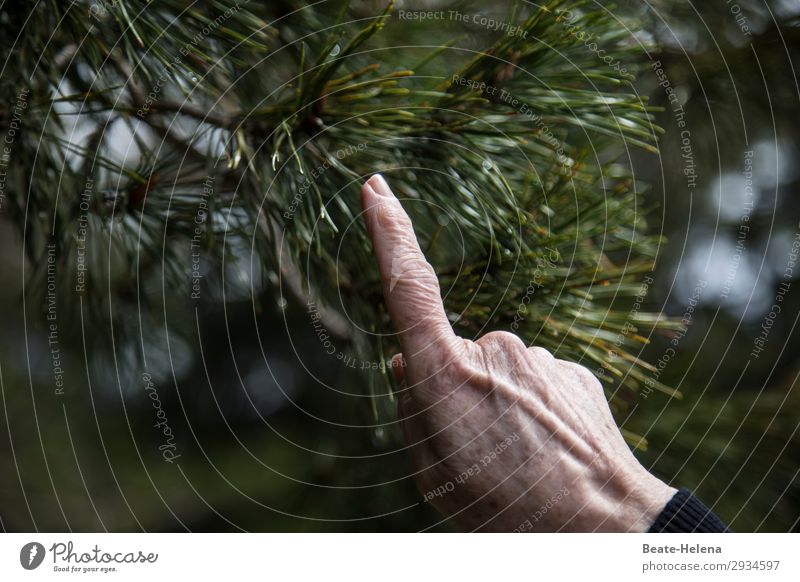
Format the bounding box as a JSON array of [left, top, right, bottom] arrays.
[[574, 465, 676, 532]]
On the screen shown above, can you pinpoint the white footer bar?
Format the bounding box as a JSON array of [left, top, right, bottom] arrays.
[[1, 533, 796, 581]]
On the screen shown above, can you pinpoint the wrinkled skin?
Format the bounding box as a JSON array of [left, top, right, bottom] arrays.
[[361, 174, 676, 532]]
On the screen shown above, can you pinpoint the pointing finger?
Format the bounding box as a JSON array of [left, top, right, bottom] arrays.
[[361, 174, 456, 358]]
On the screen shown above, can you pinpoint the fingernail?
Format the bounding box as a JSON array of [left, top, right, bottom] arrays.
[[368, 174, 393, 198]]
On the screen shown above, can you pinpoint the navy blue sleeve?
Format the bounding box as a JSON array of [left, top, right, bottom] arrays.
[[648, 488, 731, 533]]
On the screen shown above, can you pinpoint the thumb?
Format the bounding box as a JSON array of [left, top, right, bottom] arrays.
[[390, 353, 406, 387]]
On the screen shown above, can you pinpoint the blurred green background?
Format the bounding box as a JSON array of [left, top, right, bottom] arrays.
[[1, 0, 799, 532]]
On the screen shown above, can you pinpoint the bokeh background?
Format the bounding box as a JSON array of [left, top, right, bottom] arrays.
[[1, 0, 799, 532]]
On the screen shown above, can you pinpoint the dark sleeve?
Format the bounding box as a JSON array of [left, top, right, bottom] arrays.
[[648, 488, 731, 533]]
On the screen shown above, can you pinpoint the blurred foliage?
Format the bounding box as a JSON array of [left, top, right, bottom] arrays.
[[621, 0, 800, 532]]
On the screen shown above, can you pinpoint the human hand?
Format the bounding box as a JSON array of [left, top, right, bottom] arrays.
[[360, 174, 676, 532]]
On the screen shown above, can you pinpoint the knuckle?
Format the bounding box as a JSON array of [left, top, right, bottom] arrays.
[[477, 330, 527, 351], [392, 259, 442, 301], [527, 346, 554, 361], [394, 277, 440, 303], [374, 201, 400, 229], [375, 199, 412, 231], [395, 253, 436, 279], [558, 360, 602, 389]]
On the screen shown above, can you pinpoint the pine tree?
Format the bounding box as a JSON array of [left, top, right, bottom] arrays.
[[1, 0, 681, 445]]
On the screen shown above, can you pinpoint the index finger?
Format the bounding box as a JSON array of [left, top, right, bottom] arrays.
[[360, 174, 456, 358]]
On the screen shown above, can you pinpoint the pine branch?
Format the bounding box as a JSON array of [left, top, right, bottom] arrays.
[[1, 0, 674, 444]]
